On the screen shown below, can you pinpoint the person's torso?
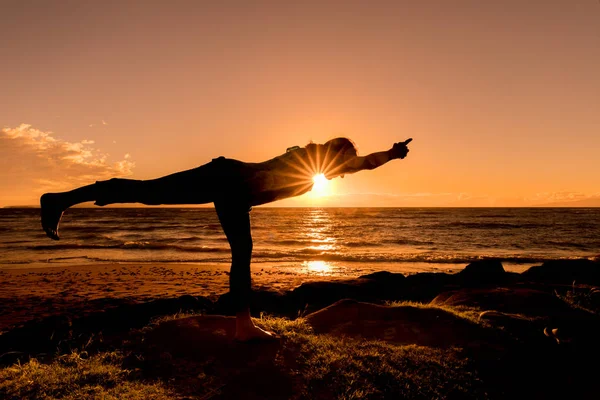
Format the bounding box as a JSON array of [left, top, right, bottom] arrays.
[[244, 149, 315, 206]]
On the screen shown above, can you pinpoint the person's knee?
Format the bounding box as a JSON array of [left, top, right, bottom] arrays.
[[231, 242, 252, 260]]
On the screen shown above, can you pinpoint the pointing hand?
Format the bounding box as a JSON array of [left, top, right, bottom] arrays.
[[390, 138, 412, 159]]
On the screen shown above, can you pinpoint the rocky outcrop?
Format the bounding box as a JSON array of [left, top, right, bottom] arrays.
[[521, 259, 600, 286], [304, 299, 504, 348]]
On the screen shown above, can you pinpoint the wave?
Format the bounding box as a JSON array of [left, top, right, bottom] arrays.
[[441, 222, 543, 229], [29, 242, 231, 253], [342, 241, 384, 248], [382, 239, 436, 246], [17, 253, 597, 266], [248, 250, 597, 265], [264, 239, 381, 248]]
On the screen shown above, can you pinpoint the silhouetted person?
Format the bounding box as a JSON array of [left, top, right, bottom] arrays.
[[40, 137, 412, 341]]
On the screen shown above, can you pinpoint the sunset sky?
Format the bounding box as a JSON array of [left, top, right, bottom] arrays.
[[2, 1, 599, 207]]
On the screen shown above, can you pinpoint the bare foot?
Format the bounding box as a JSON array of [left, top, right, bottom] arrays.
[[235, 321, 278, 342], [40, 193, 65, 240]]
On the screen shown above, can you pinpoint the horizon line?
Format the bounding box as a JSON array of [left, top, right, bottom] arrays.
[[4, 205, 600, 209]]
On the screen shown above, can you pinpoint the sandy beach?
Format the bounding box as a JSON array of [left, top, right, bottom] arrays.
[[0, 259, 538, 332], [0, 262, 384, 332]]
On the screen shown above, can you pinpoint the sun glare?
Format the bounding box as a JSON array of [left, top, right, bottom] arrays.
[[312, 173, 329, 196], [303, 260, 333, 274]]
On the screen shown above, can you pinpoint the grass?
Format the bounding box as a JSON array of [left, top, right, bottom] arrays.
[[556, 284, 600, 314], [280, 333, 482, 399], [259, 314, 486, 399], [3, 290, 597, 400], [385, 300, 484, 324], [0, 311, 488, 400], [0, 351, 173, 400]]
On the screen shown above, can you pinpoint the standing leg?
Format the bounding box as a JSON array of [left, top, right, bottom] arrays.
[[215, 202, 275, 341]]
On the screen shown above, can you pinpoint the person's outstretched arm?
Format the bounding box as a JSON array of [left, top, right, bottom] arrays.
[[340, 138, 412, 175]]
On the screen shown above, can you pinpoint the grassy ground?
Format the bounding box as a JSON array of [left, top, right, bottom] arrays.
[[0, 352, 172, 399], [4, 289, 600, 400], [1, 306, 489, 400]]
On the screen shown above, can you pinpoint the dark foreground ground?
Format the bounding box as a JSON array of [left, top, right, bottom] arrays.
[[2, 259, 600, 399]]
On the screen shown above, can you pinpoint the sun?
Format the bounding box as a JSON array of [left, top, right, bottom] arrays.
[[312, 173, 330, 196]]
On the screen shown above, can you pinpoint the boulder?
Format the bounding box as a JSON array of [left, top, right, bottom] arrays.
[[430, 287, 574, 318], [290, 278, 387, 314], [359, 270, 406, 283], [0, 295, 212, 360], [478, 310, 546, 343], [304, 299, 500, 348], [456, 260, 510, 286], [141, 315, 292, 398], [144, 315, 280, 363], [215, 289, 292, 317], [402, 272, 456, 302], [521, 259, 600, 286], [76, 294, 212, 334]]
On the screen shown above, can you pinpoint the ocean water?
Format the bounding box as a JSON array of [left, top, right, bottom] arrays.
[[0, 207, 598, 273]]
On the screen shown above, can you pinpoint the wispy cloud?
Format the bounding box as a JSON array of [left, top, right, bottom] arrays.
[[89, 120, 108, 128], [526, 191, 600, 206], [0, 124, 134, 205]]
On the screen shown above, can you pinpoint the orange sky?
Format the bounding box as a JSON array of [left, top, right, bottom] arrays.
[[1, 1, 599, 207]]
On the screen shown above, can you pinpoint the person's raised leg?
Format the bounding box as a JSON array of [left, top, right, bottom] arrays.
[[40, 178, 153, 240], [40, 183, 98, 240], [215, 202, 275, 342], [41, 163, 217, 240]]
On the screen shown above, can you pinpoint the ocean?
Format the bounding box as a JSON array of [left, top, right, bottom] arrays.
[[1, 207, 598, 273]]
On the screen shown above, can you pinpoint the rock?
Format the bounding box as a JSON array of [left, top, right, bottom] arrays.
[[215, 289, 292, 317], [144, 315, 280, 365], [430, 288, 575, 318], [147, 315, 235, 353], [0, 295, 213, 360], [0, 351, 27, 365], [142, 315, 294, 399], [304, 299, 499, 348], [402, 272, 456, 302], [479, 310, 533, 325], [0, 314, 73, 358], [456, 260, 509, 286], [359, 271, 406, 282], [290, 278, 386, 313], [521, 259, 600, 286], [478, 310, 548, 343]]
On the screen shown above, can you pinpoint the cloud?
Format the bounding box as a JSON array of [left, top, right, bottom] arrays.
[[526, 191, 600, 207], [0, 124, 135, 205]]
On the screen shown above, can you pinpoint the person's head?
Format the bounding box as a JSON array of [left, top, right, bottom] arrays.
[[323, 137, 358, 158], [304, 137, 358, 178]]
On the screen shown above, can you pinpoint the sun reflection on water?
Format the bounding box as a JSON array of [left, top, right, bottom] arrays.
[[296, 210, 339, 275], [303, 260, 333, 274]]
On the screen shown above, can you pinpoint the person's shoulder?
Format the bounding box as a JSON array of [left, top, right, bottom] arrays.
[[266, 148, 304, 162]]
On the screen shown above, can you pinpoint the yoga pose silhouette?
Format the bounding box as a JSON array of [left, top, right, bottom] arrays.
[[40, 137, 412, 341]]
